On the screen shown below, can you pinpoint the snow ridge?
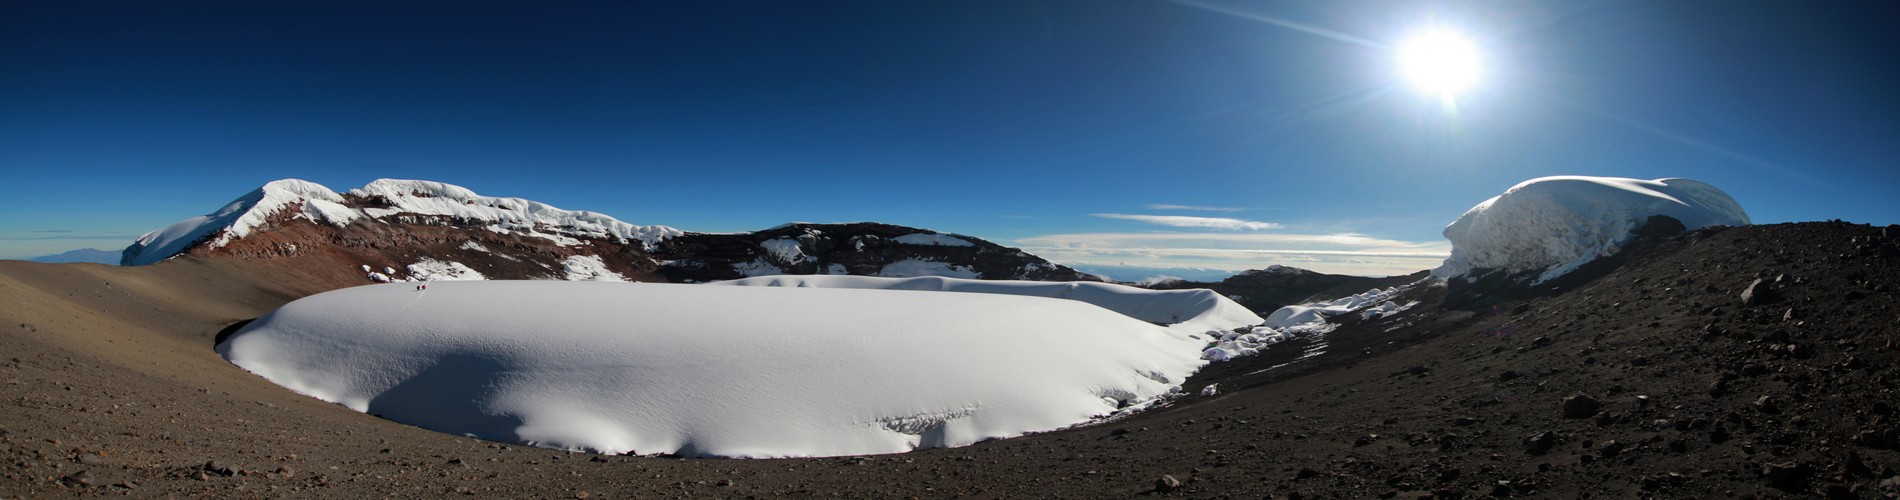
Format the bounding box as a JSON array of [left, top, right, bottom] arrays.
[[351, 179, 682, 248], [123, 178, 684, 265]]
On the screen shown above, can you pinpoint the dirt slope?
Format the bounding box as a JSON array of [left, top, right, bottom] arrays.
[[3, 221, 1897, 498]]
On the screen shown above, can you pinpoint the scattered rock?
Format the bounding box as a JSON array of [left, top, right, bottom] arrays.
[[1709, 425, 1731, 444], [1856, 428, 1895, 449], [76, 452, 105, 466], [1599, 440, 1625, 458], [1741, 278, 1780, 306], [1761, 461, 1812, 488], [1563, 393, 1602, 418], [1525, 432, 1557, 455], [1452, 416, 1479, 427], [1296, 467, 1321, 480], [1155, 474, 1182, 492], [1755, 395, 1780, 414], [61, 469, 95, 488], [204, 460, 236, 477], [1497, 370, 1522, 382]]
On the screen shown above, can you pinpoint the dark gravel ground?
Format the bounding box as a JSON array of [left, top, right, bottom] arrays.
[[2, 221, 1897, 498]]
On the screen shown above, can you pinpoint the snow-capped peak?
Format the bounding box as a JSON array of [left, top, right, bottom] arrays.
[[1433, 175, 1750, 283], [123, 179, 348, 266], [123, 178, 682, 266]]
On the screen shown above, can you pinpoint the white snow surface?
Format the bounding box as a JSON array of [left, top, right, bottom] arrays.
[[1201, 283, 1419, 362], [124, 180, 347, 265], [759, 238, 808, 264], [561, 255, 628, 282], [877, 259, 980, 279], [353, 179, 681, 247], [123, 178, 682, 266], [219, 281, 1218, 458], [405, 259, 486, 281], [714, 275, 1264, 335], [1264, 286, 1405, 329], [1434, 176, 1749, 283], [892, 233, 975, 247]]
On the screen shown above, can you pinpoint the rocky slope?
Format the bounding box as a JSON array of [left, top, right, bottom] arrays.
[[6, 219, 1896, 497], [120, 179, 1095, 284]]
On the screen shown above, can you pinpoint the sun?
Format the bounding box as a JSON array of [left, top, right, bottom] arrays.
[[1397, 28, 1482, 99]]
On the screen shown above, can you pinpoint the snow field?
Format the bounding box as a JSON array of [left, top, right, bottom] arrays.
[[220, 281, 1225, 458], [714, 275, 1264, 334], [560, 255, 630, 282], [876, 259, 980, 279]]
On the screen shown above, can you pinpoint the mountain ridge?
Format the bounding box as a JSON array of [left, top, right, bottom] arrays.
[[120, 178, 1101, 285]]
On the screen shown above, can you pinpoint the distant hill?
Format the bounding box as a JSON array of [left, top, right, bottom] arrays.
[[25, 248, 120, 265], [1146, 264, 1423, 314]]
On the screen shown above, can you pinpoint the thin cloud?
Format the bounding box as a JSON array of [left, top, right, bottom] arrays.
[[1164, 0, 1386, 49], [1143, 204, 1246, 212], [1092, 214, 1282, 231], [1013, 231, 1452, 277]]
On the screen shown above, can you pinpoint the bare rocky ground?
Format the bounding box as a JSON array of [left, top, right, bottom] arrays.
[[3, 221, 1897, 498]]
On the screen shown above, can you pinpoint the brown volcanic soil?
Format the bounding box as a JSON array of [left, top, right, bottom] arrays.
[[4, 221, 1899, 498]]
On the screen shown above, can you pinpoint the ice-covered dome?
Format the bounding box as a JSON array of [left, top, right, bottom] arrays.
[[1433, 176, 1749, 283]]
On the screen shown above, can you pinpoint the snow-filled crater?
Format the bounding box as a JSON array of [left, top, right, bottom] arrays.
[[219, 280, 1253, 458]]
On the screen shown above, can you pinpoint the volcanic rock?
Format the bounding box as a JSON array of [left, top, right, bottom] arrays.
[[1562, 393, 1602, 418], [1741, 278, 1781, 306]]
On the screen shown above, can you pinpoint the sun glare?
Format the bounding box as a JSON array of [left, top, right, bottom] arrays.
[[1397, 29, 1482, 99]]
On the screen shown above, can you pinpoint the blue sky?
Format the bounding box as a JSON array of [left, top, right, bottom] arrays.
[[3, 1, 1896, 277]]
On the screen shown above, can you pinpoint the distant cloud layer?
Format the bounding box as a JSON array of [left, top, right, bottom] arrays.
[[1143, 204, 1246, 212], [1091, 214, 1282, 231], [1016, 231, 1451, 277]]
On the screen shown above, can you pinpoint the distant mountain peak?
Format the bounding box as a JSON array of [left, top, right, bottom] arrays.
[[25, 248, 121, 265], [123, 178, 680, 266]]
